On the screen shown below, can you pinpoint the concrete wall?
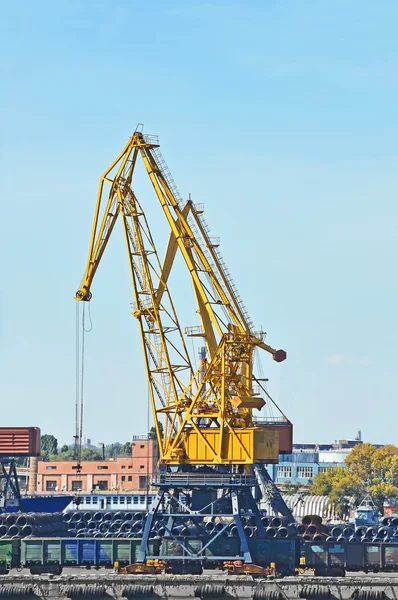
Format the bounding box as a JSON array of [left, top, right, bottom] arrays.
[[3, 573, 398, 599]]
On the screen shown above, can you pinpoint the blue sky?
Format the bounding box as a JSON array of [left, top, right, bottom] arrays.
[[1, 0, 397, 446]]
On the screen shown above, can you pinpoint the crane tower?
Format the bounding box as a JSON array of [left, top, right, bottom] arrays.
[[76, 126, 293, 565]]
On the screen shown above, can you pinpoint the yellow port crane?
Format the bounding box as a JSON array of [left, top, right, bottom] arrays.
[[76, 127, 289, 467]]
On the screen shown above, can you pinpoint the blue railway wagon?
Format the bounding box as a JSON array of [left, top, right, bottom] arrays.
[[21, 538, 145, 568]]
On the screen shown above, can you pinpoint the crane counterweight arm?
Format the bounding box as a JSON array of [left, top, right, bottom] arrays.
[[253, 339, 287, 363]]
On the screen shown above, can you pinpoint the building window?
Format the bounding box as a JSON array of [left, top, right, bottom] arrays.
[[46, 466, 57, 470], [139, 476, 147, 489], [140, 496, 145, 504], [297, 466, 313, 479], [46, 480, 57, 491], [318, 466, 332, 473], [97, 465, 108, 470], [126, 497, 132, 505], [119, 497, 125, 504], [133, 496, 139, 504], [85, 496, 91, 504], [277, 466, 292, 478], [121, 475, 126, 482], [97, 480, 108, 491], [71, 480, 82, 491], [92, 497, 98, 504], [128, 476, 132, 482], [140, 444, 145, 449], [121, 465, 126, 469], [128, 465, 132, 469], [113, 496, 118, 504], [140, 465, 145, 469]]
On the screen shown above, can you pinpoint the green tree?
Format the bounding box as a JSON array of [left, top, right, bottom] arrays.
[[80, 448, 102, 461], [148, 423, 163, 440], [311, 443, 398, 513], [41, 434, 58, 458], [50, 447, 74, 461], [121, 442, 132, 456], [105, 443, 122, 459]]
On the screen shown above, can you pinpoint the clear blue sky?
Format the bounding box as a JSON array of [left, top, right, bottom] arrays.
[[1, 1, 397, 447]]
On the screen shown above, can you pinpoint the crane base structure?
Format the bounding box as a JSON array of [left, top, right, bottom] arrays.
[[137, 467, 294, 564]]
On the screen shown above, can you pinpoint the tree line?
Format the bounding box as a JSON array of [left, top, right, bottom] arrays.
[[311, 443, 398, 513], [40, 426, 159, 462], [40, 435, 132, 461]]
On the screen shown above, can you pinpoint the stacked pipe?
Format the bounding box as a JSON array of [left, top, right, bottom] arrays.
[[62, 511, 144, 539], [60, 511, 300, 539], [291, 515, 329, 542], [0, 513, 67, 539], [11, 509, 398, 542], [296, 513, 398, 543]]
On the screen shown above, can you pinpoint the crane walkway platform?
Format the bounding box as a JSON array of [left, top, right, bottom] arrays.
[[154, 473, 256, 488]]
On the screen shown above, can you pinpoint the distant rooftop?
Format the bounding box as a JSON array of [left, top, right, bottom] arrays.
[[293, 439, 363, 452]]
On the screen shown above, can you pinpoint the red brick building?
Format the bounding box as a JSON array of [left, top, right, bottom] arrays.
[[36, 437, 158, 493]]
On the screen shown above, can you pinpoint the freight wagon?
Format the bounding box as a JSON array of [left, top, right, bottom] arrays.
[[302, 540, 398, 575], [1, 538, 398, 575], [0, 537, 298, 575], [21, 538, 161, 574], [0, 538, 161, 575]]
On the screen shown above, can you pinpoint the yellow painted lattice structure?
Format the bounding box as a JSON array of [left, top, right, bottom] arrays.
[[76, 128, 287, 465]]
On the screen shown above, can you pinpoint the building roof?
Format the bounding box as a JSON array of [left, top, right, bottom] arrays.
[[261, 494, 337, 519]]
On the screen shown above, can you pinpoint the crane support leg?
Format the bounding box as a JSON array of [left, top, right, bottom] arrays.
[[231, 490, 252, 563], [244, 487, 266, 536], [137, 472, 263, 564], [0, 460, 21, 511], [254, 464, 294, 521], [138, 490, 165, 563]]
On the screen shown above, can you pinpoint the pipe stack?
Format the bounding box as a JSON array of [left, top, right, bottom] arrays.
[[8, 509, 398, 543], [294, 514, 329, 542], [60, 511, 300, 540], [0, 513, 67, 539], [62, 511, 146, 539]]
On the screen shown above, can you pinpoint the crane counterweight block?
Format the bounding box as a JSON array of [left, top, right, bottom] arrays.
[[75, 289, 92, 301], [273, 349, 287, 363]]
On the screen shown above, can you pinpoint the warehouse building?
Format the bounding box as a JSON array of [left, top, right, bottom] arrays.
[[266, 438, 363, 485], [35, 436, 158, 493]]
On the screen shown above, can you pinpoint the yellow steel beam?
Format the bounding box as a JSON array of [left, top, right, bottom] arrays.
[[139, 145, 246, 335], [189, 203, 251, 332], [155, 202, 190, 307]]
